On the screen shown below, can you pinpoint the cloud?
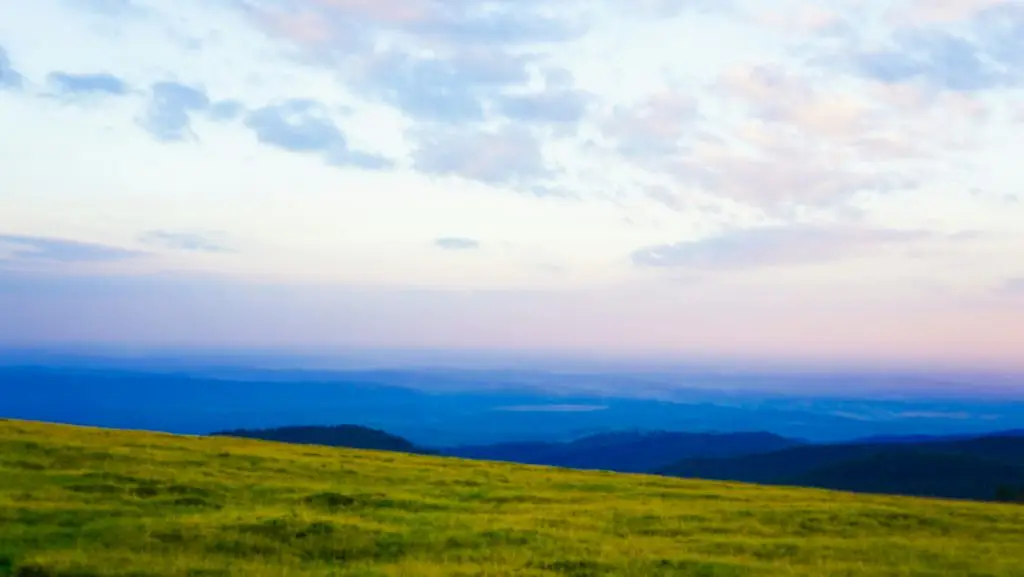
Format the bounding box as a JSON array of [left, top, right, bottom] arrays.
[[244, 100, 344, 152], [208, 99, 244, 121], [435, 237, 480, 250], [0, 46, 24, 91], [832, 3, 1024, 92], [604, 74, 907, 210], [496, 86, 590, 124], [893, 0, 1012, 24], [46, 71, 130, 97], [674, 135, 918, 210], [413, 125, 552, 189], [850, 29, 1001, 91], [755, 4, 850, 36], [255, 1, 588, 128], [0, 234, 143, 263], [358, 49, 529, 123], [974, 3, 1024, 77], [259, 0, 582, 48], [605, 91, 701, 159], [137, 81, 211, 141], [66, 0, 136, 16], [1003, 278, 1024, 294], [631, 226, 932, 269], [613, 62, 996, 211], [408, 5, 582, 46], [718, 65, 876, 141], [243, 99, 392, 169], [355, 48, 593, 129], [627, 0, 733, 17], [137, 230, 230, 253], [134, 83, 240, 141]]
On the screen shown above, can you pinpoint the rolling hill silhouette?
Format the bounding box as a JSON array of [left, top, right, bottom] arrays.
[[209, 421, 1024, 503], [443, 430, 802, 473], [658, 433, 1024, 501], [210, 424, 433, 455]]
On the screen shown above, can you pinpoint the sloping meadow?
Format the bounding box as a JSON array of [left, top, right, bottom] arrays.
[[2, 419, 1024, 576]]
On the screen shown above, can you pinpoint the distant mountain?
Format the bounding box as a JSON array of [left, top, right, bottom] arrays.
[[210, 425, 432, 455], [8, 365, 1024, 447], [849, 429, 1024, 445], [442, 430, 802, 473], [658, 433, 1024, 501]]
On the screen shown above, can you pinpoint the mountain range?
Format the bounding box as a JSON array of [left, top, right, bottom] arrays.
[[441, 430, 801, 473], [211, 424, 435, 455], [216, 424, 1024, 504], [657, 431, 1024, 502], [4, 363, 1023, 504], [7, 364, 1024, 446]]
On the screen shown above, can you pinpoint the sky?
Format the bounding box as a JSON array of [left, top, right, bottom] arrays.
[[1, 0, 1023, 370]]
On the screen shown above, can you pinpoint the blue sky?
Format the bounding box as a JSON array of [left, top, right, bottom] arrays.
[[1, 0, 1023, 369]]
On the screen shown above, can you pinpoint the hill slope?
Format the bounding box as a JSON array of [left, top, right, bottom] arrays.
[[210, 424, 432, 455], [444, 430, 801, 473], [659, 434, 1024, 501], [3, 419, 1024, 576]]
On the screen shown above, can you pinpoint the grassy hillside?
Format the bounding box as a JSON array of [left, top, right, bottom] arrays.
[[3, 420, 1024, 576]]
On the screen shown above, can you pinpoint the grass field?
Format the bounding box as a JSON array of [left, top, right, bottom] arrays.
[[3, 419, 1024, 576]]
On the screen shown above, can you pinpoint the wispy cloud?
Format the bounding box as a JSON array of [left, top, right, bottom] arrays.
[[67, 0, 136, 16], [137, 230, 231, 253], [0, 46, 23, 91], [1003, 278, 1024, 294], [0, 235, 143, 263], [413, 125, 552, 188], [208, 99, 244, 121], [243, 99, 392, 169], [605, 91, 701, 160], [46, 71, 129, 97], [632, 226, 934, 269], [496, 84, 590, 125], [137, 81, 211, 141], [894, 0, 1011, 24], [849, 29, 1003, 91], [435, 237, 480, 250], [255, 0, 590, 132]]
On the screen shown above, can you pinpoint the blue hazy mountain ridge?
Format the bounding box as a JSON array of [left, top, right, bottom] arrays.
[[3, 364, 1024, 446], [210, 424, 436, 455], [657, 433, 1024, 501], [3, 361, 1024, 502], [206, 425, 802, 473], [201, 423, 1024, 502], [442, 430, 803, 473]]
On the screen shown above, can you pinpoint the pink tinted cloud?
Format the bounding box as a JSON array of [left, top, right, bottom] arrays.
[[631, 225, 932, 269], [719, 64, 876, 142], [754, 4, 847, 34], [605, 92, 699, 155], [6, 273, 1024, 371], [311, 0, 434, 24], [678, 62, 1000, 209], [260, 10, 334, 44], [257, 0, 436, 46], [892, 0, 1009, 23]]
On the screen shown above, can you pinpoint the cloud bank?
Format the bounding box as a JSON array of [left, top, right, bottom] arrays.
[[1, 0, 1023, 368]]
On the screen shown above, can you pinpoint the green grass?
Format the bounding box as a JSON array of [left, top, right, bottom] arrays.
[[3, 419, 1024, 576]]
